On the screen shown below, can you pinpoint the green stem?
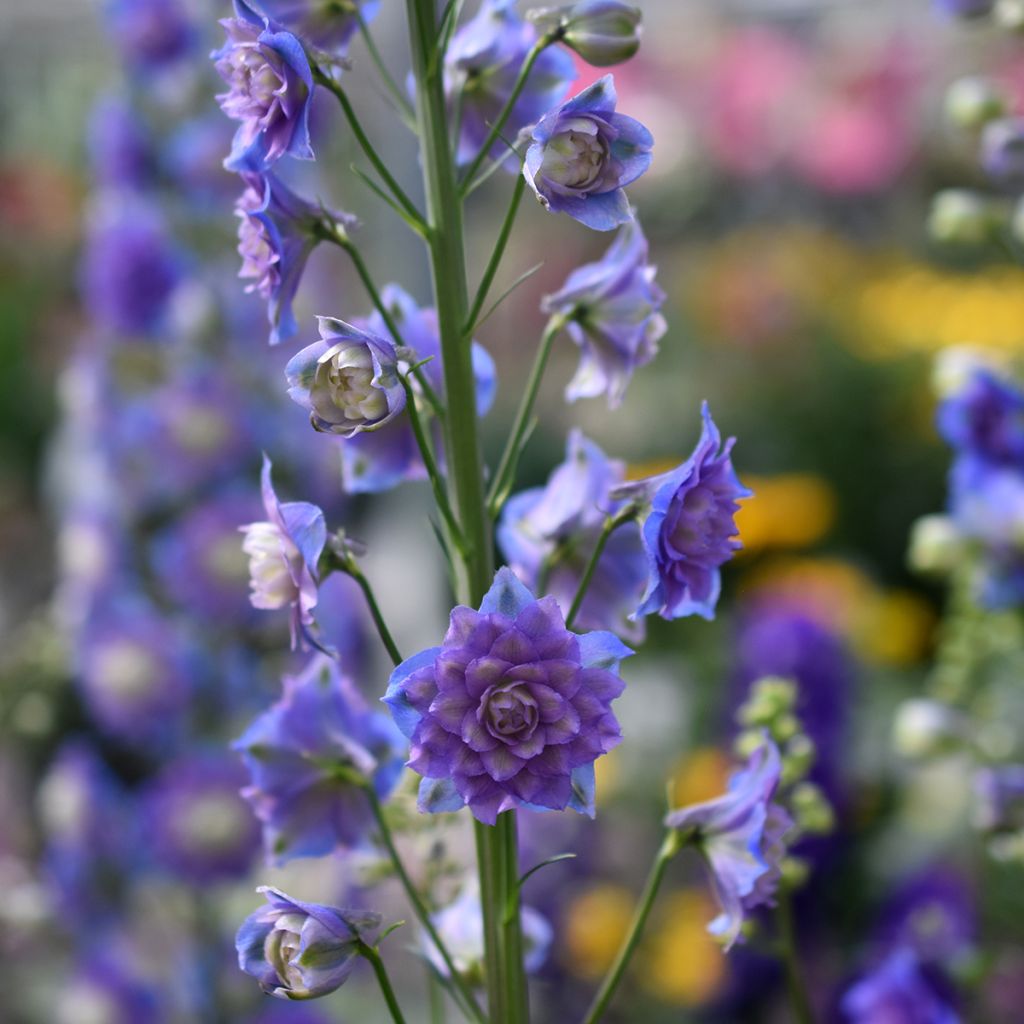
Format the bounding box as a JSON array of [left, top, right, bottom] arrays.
[[486, 316, 565, 517], [314, 69, 425, 230], [465, 175, 526, 335], [473, 820, 505, 1022], [355, 8, 417, 124], [429, 967, 447, 1024], [564, 507, 637, 630], [778, 891, 815, 1024], [365, 788, 487, 1023], [359, 943, 410, 1024], [333, 553, 403, 667], [499, 811, 529, 1022], [458, 35, 557, 194], [582, 831, 682, 1024]]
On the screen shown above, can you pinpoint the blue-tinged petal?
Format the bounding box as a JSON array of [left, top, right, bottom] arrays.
[[568, 762, 597, 817], [559, 73, 617, 118], [285, 339, 330, 405], [577, 630, 634, 670], [564, 189, 634, 231], [279, 500, 327, 573], [471, 342, 498, 415], [479, 567, 537, 617], [418, 776, 466, 813], [384, 648, 442, 738]]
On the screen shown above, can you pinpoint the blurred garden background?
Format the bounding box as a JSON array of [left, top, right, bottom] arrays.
[[1, 0, 1023, 1021]]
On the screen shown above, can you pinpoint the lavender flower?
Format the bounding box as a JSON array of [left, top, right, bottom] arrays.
[[105, 0, 194, 73], [285, 317, 406, 435], [841, 949, 960, 1023], [937, 368, 1024, 469], [237, 886, 381, 1000], [528, 1, 643, 67], [142, 752, 259, 885], [384, 568, 631, 825], [498, 430, 647, 641], [87, 94, 151, 190], [77, 606, 192, 745], [240, 455, 326, 648], [81, 198, 181, 337], [523, 74, 652, 231], [616, 403, 751, 621], [542, 218, 665, 406], [258, 0, 381, 54], [665, 739, 792, 950], [973, 764, 1024, 832], [340, 285, 496, 492], [933, 0, 994, 14], [237, 171, 347, 345], [235, 655, 406, 864], [982, 118, 1024, 185], [446, 0, 576, 169], [213, 0, 315, 172], [424, 884, 553, 983]]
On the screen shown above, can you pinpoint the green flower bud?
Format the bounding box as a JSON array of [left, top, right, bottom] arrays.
[[737, 676, 798, 728], [790, 782, 834, 836], [892, 698, 965, 759], [780, 855, 810, 889], [529, 1, 642, 67], [907, 514, 964, 575], [782, 734, 816, 786], [928, 189, 1001, 246], [945, 77, 1008, 130]]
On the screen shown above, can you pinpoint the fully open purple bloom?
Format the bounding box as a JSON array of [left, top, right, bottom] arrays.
[[542, 218, 665, 406], [81, 198, 181, 337], [236, 171, 345, 345], [938, 368, 1024, 468], [340, 285, 497, 492], [235, 655, 406, 864], [237, 886, 381, 1000], [258, 0, 381, 54], [523, 74, 652, 231], [142, 752, 259, 885], [384, 568, 631, 825], [665, 739, 792, 950], [240, 455, 326, 648], [841, 949, 961, 1024], [498, 430, 647, 641], [446, 0, 576, 170], [616, 403, 751, 621], [213, 0, 315, 172], [286, 317, 406, 435]]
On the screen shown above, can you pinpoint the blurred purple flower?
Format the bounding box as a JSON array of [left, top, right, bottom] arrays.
[[77, 606, 192, 745], [982, 118, 1024, 186], [80, 199, 182, 337], [213, 0, 315, 172], [424, 884, 553, 979], [498, 430, 647, 641], [236, 171, 347, 345], [384, 568, 631, 825], [164, 115, 238, 207], [258, 0, 380, 54], [235, 655, 406, 864], [841, 949, 960, 1023], [616, 402, 751, 621], [142, 752, 259, 885], [286, 317, 406, 435], [446, 0, 576, 169], [937, 368, 1024, 469], [240, 456, 326, 648], [87, 94, 151, 190], [340, 285, 497, 492], [523, 74, 652, 231], [665, 739, 792, 950], [542, 218, 665, 406], [237, 886, 381, 1000], [152, 490, 262, 626], [55, 956, 161, 1024], [933, 0, 993, 15], [105, 0, 194, 73], [973, 763, 1024, 832]]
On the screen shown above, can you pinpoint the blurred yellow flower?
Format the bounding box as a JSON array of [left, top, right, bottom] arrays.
[[735, 473, 836, 555], [669, 746, 731, 809], [562, 884, 635, 980], [641, 889, 726, 1007]]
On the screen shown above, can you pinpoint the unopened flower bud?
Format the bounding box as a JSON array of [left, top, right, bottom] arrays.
[[945, 77, 1008, 130], [780, 855, 810, 888], [892, 698, 965, 759], [790, 782, 834, 835], [928, 189, 999, 246], [529, 1, 642, 67], [907, 515, 964, 575], [782, 734, 816, 785], [738, 676, 798, 729]]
